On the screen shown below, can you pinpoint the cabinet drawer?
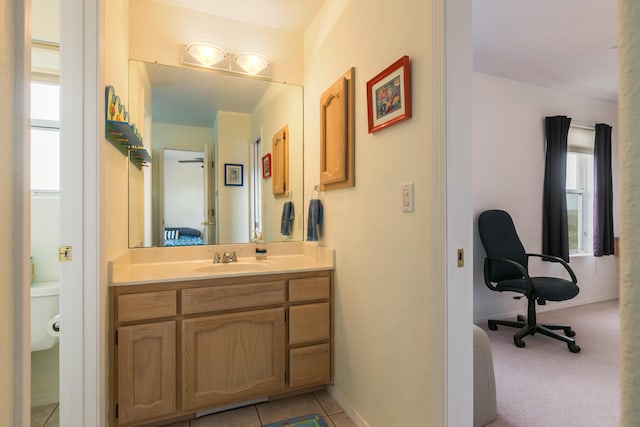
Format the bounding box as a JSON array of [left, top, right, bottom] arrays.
[[289, 343, 331, 388], [289, 277, 330, 302], [118, 290, 177, 322], [289, 302, 330, 345], [182, 281, 285, 314]]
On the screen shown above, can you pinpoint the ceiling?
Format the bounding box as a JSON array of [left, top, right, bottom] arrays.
[[145, 0, 620, 127], [473, 0, 618, 102]]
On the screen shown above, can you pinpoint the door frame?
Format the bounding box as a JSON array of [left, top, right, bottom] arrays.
[[15, 0, 473, 426], [58, 0, 102, 425]]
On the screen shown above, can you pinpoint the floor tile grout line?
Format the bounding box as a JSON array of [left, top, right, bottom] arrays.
[[254, 403, 264, 426], [42, 403, 58, 427]]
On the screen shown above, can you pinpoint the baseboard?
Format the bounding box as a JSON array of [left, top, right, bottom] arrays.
[[474, 294, 619, 324], [326, 385, 370, 427], [31, 390, 59, 407]]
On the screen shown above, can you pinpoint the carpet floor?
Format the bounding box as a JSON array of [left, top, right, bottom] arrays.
[[480, 299, 620, 427]]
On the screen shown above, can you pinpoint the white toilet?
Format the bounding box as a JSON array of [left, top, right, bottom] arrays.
[[30, 281, 60, 352]]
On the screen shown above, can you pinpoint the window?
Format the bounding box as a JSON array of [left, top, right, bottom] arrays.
[[566, 127, 594, 255], [31, 82, 61, 191]]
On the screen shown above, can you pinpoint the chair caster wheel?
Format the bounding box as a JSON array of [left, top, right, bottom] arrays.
[[488, 321, 497, 331], [569, 343, 581, 353], [514, 337, 526, 348], [564, 328, 576, 337]]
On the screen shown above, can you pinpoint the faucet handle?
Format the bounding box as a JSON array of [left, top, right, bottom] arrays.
[[213, 252, 221, 263], [230, 250, 238, 262]]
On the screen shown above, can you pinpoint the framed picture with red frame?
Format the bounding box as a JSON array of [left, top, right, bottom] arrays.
[[262, 153, 272, 179], [366, 55, 412, 133]]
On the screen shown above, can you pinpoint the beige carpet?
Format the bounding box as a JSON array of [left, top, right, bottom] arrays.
[[480, 299, 620, 427]]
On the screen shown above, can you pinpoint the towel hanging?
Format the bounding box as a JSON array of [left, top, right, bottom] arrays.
[[306, 199, 323, 241], [281, 201, 294, 236]]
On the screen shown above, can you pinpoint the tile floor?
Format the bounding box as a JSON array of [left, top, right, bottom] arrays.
[[31, 390, 355, 427], [31, 403, 59, 427]]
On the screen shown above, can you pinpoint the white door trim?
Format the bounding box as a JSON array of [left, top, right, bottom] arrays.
[[14, 0, 32, 424], [444, 0, 474, 422], [59, 0, 102, 425]]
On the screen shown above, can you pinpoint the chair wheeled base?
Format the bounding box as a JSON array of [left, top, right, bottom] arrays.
[[487, 297, 580, 353]]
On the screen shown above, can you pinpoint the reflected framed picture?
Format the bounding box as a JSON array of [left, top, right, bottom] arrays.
[[224, 163, 243, 186], [262, 153, 272, 179], [366, 55, 412, 133]]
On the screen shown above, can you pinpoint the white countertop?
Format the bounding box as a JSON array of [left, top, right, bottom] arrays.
[[109, 243, 334, 286]]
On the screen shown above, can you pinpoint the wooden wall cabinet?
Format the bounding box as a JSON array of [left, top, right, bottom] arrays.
[[272, 125, 289, 196], [109, 271, 333, 426], [320, 68, 355, 191]]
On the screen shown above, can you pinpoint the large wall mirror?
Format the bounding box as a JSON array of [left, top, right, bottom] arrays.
[[127, 60, 304, 248]]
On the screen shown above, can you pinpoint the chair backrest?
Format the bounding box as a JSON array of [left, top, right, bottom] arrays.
[[478, 210, 528, 282]]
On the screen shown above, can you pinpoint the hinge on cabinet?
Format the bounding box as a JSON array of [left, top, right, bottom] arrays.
[[115, 403, 118, 419], [115, 331, 118, 345]]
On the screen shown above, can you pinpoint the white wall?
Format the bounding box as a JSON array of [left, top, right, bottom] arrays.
[[163, 151, 205, 232], [31, 194, 60, 283], [251, 84, 304, 242], [304, 1, 437, 425], [472, 72, 619, 322], [216, 111, 251, 244]]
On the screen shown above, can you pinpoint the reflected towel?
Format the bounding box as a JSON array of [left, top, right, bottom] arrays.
[[306, 199, 323, 241], [281, 201, 295, 236]]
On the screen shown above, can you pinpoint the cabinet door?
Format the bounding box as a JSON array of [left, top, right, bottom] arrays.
[[289, 343, 331, 388], [182, 308, 286, 410], [117, 321, 176, 425]]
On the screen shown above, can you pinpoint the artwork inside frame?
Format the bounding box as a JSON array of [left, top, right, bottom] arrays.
[[224, 163, 243, 186], [366, 55, 412, 133], [262, 153, 272, 179]]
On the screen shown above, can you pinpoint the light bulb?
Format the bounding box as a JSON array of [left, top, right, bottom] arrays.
[[186, 43, 226, 67]]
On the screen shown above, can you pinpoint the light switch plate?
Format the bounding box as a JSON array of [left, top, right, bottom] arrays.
[[401, 182, 414, 212]]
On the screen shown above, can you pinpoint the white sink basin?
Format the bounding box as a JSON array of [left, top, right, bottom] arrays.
[[194, 261, 268, 274]]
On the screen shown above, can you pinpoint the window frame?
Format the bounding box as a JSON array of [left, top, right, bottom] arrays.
[[566, 126, 595, 256]]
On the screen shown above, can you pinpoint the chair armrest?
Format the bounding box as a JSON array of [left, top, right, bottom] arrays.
[[526, 253, 577, 284], [484, 257, 533, 296]]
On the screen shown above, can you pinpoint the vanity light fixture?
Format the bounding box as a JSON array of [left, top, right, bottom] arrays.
[[185, 43, 226, 67], [234, 53, 271, 75], [182, 44, 272, 79]]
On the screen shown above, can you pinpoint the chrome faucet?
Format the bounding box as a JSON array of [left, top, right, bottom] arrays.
[[215, 250, 238, 263]]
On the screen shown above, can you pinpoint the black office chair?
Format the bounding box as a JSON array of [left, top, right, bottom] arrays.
[[478, 210, 581, 353]]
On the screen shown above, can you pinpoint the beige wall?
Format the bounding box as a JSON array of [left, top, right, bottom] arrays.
[[104, 0, 130, 261], [251, 84, 304, 242], [304, 0, 435, 425], [215, 112, 251, 243], [1, 0, 16, 423], [129, 0, 303, 85]]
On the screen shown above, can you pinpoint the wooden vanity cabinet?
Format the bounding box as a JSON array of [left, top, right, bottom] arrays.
[[109, 270, 333, 427]]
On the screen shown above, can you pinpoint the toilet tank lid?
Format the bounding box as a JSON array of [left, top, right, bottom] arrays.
[[30, 281, 60, 297]]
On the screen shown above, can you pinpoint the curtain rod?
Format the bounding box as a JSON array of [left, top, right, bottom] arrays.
[[571, 120, 595, 131]]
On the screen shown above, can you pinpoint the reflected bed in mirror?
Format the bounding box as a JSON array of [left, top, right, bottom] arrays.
[[127, 60, 304, 248]]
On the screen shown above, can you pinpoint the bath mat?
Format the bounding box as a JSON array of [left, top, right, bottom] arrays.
[[262, 413, 329, 427]]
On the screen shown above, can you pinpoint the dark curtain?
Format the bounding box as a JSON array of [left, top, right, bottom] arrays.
[[542, 115, 571, 262], [594, 123, 615, 256]]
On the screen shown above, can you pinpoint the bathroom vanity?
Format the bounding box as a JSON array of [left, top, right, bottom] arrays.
[[108, 244, 334, 426]]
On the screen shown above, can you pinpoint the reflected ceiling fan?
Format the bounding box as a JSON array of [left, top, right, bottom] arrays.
[[178, 157, 204, 163]]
